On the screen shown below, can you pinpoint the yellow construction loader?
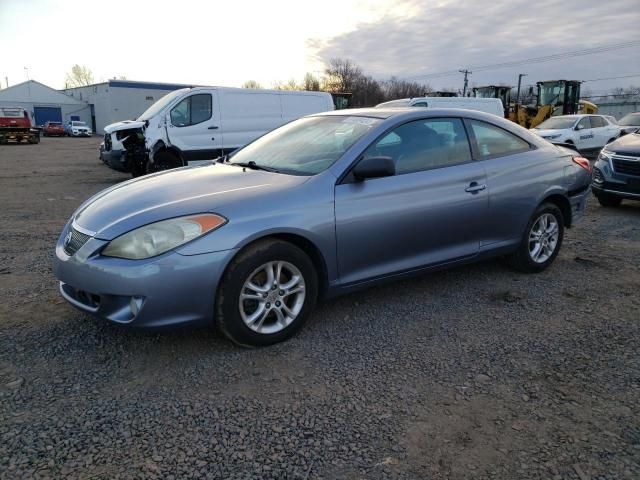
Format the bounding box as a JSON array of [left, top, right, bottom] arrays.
[[474, 80, 597, 128], [511, 80, 597, 128]]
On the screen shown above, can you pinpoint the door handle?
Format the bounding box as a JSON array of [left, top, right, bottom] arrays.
[[208, 125, 219, 130], [465, 182, 486, 193]]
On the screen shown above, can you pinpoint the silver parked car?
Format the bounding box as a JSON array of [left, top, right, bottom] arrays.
[[54, 108, 592, 346]]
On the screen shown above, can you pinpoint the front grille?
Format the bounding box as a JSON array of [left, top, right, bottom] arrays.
[[64, 227, 91, 256], [612, 155, 640, 177], [104, 133, 112, 151]]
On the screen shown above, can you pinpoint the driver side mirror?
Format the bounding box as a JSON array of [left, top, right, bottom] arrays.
[[574, 124, 584, 131], [353, 156, 395, 181]]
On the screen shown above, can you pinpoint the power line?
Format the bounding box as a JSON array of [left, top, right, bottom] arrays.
[[582, 73, 640, 82], [405, 41, 640, 80]]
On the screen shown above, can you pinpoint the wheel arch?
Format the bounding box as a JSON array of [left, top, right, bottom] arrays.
[[221, 232, 330, 298], [541, 193, 572, 228], [150, 140, 185, 166]]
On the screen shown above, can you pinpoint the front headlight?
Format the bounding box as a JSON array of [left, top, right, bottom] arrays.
[[599, 149, 613, 161], [545, 134, 562, 140], [102, 214, 226, 259]]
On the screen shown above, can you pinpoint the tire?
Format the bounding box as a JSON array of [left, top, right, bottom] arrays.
[[508, 202, 564, 273], [146, 150, 181, 174], [216, 239, 318, 347], [596, 194, 622, 208]]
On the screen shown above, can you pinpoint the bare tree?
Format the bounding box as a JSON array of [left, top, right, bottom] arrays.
[[323, 58, 363, 93], [273, 78, 300, 90], [302, 73, 321, 91], [382, 77, 432, 100], [242, 80, 262, 89], [64, 65, 94, 88]]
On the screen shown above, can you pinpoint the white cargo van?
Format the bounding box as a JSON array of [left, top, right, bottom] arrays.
[[375, 97, 504, 117], [100, 87, 334, 176]]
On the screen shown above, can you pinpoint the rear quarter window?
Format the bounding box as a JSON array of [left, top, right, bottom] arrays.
[[467, 120, 531, 159]]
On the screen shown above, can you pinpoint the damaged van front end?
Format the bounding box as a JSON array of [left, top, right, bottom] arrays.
[[100, 120, 148, 176]]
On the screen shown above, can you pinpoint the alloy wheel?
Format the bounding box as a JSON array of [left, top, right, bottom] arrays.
[[239, 261, 306, 334], [528, 213, 559, 263]]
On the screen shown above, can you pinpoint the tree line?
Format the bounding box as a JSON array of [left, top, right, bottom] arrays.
[[243, 58, 433, 107]]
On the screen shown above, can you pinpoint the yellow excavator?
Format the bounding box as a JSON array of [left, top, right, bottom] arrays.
[[474, 80, 598, 128]]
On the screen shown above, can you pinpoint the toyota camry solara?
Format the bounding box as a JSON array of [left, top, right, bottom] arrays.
[[54, 108, 592, 346]]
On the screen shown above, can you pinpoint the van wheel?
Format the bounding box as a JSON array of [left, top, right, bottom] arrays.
[[216, 240, 318, 347], [147, 150, 181, 173], [508, 203, 564, 273]]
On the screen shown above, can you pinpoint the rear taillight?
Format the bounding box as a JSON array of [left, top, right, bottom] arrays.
[[572, 156, 592, 173]]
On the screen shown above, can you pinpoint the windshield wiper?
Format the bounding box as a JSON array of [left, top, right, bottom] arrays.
[[231, 161, 280, 173]]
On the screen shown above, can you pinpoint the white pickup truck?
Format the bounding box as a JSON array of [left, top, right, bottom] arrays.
[[100, 86, 334, 176]]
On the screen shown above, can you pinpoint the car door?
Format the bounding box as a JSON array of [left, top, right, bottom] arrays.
[[574, 116, 596, 150], [465, 118, 549, 244], [334, 117, 489, 285], [166, 91, 223, 162]]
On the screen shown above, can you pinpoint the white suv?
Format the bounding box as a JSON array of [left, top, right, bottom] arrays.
[[531, 114, 620, 152]]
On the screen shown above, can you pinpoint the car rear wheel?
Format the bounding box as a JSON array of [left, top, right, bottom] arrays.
[[596, 194, 622, 207], [216, 239, 318, 347], [509, 203, 564, 273]]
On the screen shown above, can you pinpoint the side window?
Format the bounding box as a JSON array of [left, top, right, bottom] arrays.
[[363, 118, 471, 175], [412, 102, 428, 107], [591, 116, 605, 128], [576, 117, 591, 130], [170, 94, 212, 127], [467, 120, 530, 159], [191, 94, 212, 124]]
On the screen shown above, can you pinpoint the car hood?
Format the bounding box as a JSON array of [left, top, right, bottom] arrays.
[[74, 163, 307, 240], [104, 120, 146, 134], [531, 128, 566, 137], [606, 133, 640, 156]]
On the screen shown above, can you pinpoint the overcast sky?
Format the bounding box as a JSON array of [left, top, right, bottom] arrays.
[[1, 0, 638, 95]]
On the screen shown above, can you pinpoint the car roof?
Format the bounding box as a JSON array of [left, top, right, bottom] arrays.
[[314, 107, 503, 120]]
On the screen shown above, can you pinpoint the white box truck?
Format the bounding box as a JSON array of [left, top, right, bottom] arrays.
[[100, 86, 334, 176]]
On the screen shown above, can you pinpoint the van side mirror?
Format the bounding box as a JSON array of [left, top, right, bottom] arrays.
[[353, 156, 395, 181]]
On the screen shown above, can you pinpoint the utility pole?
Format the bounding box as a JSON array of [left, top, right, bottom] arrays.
[[459, 69, 472, 97], [4, 77, 8, 88], [516, 73, 527, 103]]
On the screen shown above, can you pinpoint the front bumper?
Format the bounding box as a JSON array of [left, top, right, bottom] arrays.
[[53, 225, 237, 329], [592, 158, 640, 201], [99, 148, 129, 172], [70, 131, 91, 137]]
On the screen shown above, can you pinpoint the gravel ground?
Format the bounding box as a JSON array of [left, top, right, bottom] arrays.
[[1, 137, 639, 479]]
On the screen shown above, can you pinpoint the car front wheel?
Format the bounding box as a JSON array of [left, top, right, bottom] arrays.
[[216, 240, 318, 347], [509, 203, 564, 273]]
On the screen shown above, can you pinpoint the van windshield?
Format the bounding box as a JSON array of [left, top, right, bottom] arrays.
[[229, 115, 381, 175], [137, 89, 188, 121]]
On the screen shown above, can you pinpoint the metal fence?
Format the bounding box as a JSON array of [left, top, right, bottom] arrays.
[[595, 100, 640, 119]]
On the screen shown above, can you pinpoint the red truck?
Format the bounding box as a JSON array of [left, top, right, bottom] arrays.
[[0, 107, 40, 144]]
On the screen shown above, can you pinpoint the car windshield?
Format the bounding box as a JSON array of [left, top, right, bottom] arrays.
[[536, 117, 577, 130], [229, 115, 381, 175], [72, 121, 86, 126], [618, 113, 640, 126], [137, 89, 188, 121]]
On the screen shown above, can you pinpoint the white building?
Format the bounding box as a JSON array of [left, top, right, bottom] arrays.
[[0, 80, 91, 127], [64, 80, 193, 134]]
